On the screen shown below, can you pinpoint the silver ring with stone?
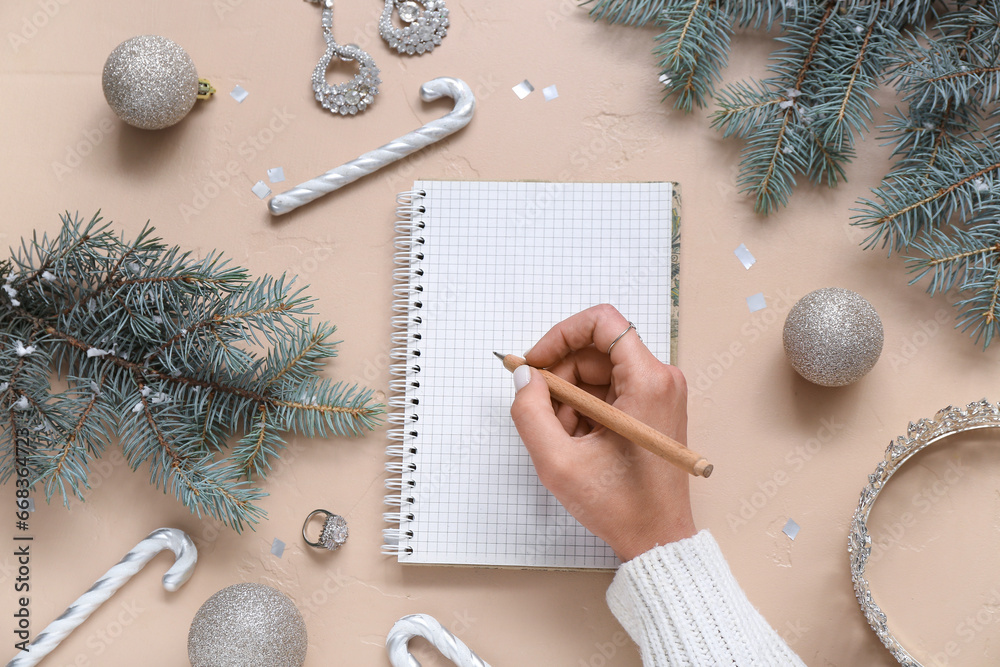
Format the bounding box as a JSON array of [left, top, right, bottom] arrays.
[[302, 509, 349, 551], [607, 321, 639, 355]]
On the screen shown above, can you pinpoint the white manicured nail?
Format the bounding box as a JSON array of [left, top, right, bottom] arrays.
[[513, 365, 531, 393]]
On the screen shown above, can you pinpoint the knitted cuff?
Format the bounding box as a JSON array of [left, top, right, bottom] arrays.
[[606, 530, 804, 667]]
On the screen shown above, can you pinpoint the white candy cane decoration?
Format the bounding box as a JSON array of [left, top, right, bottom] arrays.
[[386, 613, 491, 667], [6, 528, 197, 667], [268, 76, 476, 216]]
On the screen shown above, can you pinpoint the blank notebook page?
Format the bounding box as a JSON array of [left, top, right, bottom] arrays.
[[392, 180, 675, 568]]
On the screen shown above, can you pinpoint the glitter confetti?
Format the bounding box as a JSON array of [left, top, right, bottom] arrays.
[[734, 243, 756, 269], [251, 181, 271, 199], [747, 292, 766, 313], [230, 85, 249, 103], [512, 80, 534, 100], [543, 85, 559, 101], [782, 518, 800, 540], [271, 538, 285, 558], [267, 167, 285, 183]]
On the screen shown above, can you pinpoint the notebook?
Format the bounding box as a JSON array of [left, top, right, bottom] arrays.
[[383, 181, 680, 568]]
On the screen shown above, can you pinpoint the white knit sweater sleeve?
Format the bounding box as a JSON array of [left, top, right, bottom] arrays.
[[606, 530, 806, 666]]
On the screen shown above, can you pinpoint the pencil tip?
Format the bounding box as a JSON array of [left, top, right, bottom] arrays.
[[492, 351, 505, 360]]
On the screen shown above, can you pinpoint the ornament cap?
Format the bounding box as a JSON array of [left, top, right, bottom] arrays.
[[197, 78, 216, 99]]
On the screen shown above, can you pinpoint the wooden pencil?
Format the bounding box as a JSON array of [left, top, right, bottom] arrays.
[[495, 353, 713, 478]]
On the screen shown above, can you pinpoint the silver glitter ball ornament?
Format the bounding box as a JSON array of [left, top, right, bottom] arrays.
[[782, 288, 883, 387], [187, 583, 307, 667], [102, 35, 200, 130]]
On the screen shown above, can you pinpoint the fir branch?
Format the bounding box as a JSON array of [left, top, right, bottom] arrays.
[[241, 406, 271, 475], [0, 215, 384, 530], [917, 63, 1000, 109], [914, 1, 999, 167], [853, 157, 1000, 251], [906, 223, 1000, 294], [144, 295, 296, 366], [585, 0, 669, 25], [234, 405, 288, 479], [34, 377, 115, 504], [712, 0, 855, 213], [711, 80, 785, 137], [261, 322, 339, 390], [34, 315, 382, 428], [276, 378, 383, 437], [13, 213, 106, 293], [786, 3, 836, 91], [48, 389, 100, 469], [817, 14, 892, 152], [126, 379, 263, 531], [655, 0, 733, 111], [835, 23, 876, 132], [722, 0, 787, 29], [926, 99, 956, 168], [197, 388, 228, 453], [803, 132, 852, 188], [879, 105, 982, 168], [955, 270, 1000, 347], [888, 22, 1000, 110]]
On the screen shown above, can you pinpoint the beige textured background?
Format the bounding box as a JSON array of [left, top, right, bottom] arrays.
[[3, 1, 1000, 665]]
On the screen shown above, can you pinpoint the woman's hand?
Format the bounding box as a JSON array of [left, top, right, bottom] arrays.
[[510, 304, 696, 561]]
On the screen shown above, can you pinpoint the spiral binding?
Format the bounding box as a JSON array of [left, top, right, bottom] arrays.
[[383, 189, 427, 557]]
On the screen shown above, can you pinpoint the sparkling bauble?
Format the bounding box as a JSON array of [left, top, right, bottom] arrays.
[[187, 583, 307, 667], [102, 35, 199, 130], [782, 288, 883, 387]]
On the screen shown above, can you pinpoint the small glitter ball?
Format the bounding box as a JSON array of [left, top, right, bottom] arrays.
[[782, 288, 883, 387], [188, 583, 307, 667], [102, 35, 199, 130]]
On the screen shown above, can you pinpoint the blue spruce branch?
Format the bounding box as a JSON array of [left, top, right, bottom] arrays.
[[0, 213, 384, 531], [590, 0, 1000, 347]]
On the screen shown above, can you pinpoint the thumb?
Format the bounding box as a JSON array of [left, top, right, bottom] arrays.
[[509, 367, 571, 469]]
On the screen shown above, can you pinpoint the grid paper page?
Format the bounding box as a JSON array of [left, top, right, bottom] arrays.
[[399, 181, 674, 568]]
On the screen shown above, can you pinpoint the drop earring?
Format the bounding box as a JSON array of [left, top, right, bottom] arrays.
[[308, 0, 381, 116], [379, 0, 449, 55]]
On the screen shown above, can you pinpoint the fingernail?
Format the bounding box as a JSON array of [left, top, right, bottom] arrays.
[[523, 346, 533, 358], [513, 365, 531, 393]]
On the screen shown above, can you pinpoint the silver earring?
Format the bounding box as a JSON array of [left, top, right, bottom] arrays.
[[308, 0, 381, 116], [379, 0, 449, 55]]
